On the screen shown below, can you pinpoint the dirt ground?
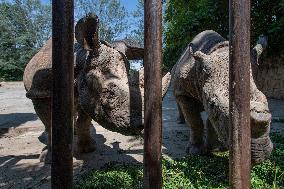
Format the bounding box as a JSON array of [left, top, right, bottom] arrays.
[[0, 82, 284, 189]]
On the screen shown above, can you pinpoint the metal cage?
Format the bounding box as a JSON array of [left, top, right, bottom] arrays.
[[51, 0, 251, 188]]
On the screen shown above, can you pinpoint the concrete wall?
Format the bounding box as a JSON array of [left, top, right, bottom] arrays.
[[256, 55, 284, 99]]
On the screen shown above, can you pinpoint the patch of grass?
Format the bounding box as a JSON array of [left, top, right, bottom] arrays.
[[74, 133, 284, 189], [74, 165, 143, 189]]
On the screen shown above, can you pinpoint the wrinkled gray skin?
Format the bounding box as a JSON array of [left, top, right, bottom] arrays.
[[23, 14, 171, 163], [172, 30, 273, 164]]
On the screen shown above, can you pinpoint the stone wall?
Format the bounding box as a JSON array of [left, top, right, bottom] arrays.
[[255, 55, 284, 99]]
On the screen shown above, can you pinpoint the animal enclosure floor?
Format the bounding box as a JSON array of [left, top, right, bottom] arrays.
[[0, 82, 284, 189]]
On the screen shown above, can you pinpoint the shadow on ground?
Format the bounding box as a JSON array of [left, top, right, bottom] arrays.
[[0, 126, 142, 189], [0, 113, 38, 137]]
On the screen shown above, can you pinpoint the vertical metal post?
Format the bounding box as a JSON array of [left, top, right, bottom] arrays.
[[144, 0, 163, 188], [229, 0, 251, 188], [51, 0, 74, 188]]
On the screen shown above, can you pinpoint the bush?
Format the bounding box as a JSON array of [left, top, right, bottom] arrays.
[[0, 0, 51, 81], [163, 0, 284, 70]]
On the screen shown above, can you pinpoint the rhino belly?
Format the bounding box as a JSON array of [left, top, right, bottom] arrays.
[[24, 67, 52, 99]]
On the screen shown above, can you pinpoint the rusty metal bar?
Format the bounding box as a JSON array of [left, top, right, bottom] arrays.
[[51, 0, 74, 188], [229, 0, 251, 188], [144, 0, 163, 188]]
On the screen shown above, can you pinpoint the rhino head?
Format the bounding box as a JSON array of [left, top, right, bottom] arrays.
[[75, 14, 171, 135]]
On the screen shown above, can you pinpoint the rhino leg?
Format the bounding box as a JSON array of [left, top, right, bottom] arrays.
[[205, 119, 225, 153], [32, 99, 52, 164], [177, 103, 185, 124], [76, 106, 96, 153], [176, 95, 206, 155]]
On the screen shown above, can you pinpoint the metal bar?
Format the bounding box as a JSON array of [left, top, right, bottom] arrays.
[[51, 0, 74, 188], [229, 0, 251, 188], [144, 0, 163, 188]]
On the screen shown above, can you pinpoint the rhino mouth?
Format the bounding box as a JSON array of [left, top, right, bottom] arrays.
[[250, 100, 272, 137], [250, 107, 273, 164], [251, 110, 271, 138]]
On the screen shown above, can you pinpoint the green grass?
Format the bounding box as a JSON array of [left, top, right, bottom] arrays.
[[74, 133, 284, 189]]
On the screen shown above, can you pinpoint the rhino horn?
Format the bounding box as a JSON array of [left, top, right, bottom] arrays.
[[75, 13, 100, 54]]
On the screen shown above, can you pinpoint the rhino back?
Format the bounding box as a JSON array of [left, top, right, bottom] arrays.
[[24, 39, 52, 98], [23, 39, 87, 99], [190, 30, 226, 54]]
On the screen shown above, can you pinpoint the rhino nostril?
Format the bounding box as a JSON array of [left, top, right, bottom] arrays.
[[250, 101, 271, 124], [250, 103, 271, 138]]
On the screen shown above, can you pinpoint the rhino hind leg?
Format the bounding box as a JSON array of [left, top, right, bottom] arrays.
[[76, 106, 96, 153], [176, 95, 206, 155], [32, 99, 52, 164]]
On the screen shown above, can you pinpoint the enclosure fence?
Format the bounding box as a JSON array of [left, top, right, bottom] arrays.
[[51, 0, 251, 188]]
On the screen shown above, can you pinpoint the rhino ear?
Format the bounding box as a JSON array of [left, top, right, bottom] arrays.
[[193, 51, 209, 63], [112, 39, 144, 60], [75, 13, 100, 52], [251, 35, 268, 65], [189, 46, 193, 55]]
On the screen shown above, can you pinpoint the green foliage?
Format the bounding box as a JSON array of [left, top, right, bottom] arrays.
[[163, 0, 228, 70], [75, 133, 284, 189], [0, 0, 130, 81], [128, 0, 144, 46], [0, 0, 51, 81], [251, 0, 284, 56], [163, 0, 284, 70]]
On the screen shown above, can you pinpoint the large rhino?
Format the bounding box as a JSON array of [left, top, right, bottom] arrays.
[[23, 14, 171, 163], [172, 30, 273, 164]]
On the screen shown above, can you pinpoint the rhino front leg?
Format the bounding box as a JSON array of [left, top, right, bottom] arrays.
[[32, 99, 52, 164], [76, 106, 96, 153], [176, 95, 206, 155], [205, 119, 226, 153], [177, 103, 185, 124]]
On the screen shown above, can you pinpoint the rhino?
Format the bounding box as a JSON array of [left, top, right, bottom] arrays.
[[23, 14, 171, 163], [172, 30, 273, 164]]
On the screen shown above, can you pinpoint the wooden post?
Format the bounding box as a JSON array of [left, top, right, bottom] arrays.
[[229, 0, 251, 188], [51, 0, 74, 188], [144, 0, 163, 188]]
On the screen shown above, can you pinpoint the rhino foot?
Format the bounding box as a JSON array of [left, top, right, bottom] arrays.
[[186, 143, 207, 155], [205, 141, 227, 153], [78, 138, 96, 153], [39, 146, 51, 164], [38, 131, 48, 145], [177, 117, 186, 124]]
